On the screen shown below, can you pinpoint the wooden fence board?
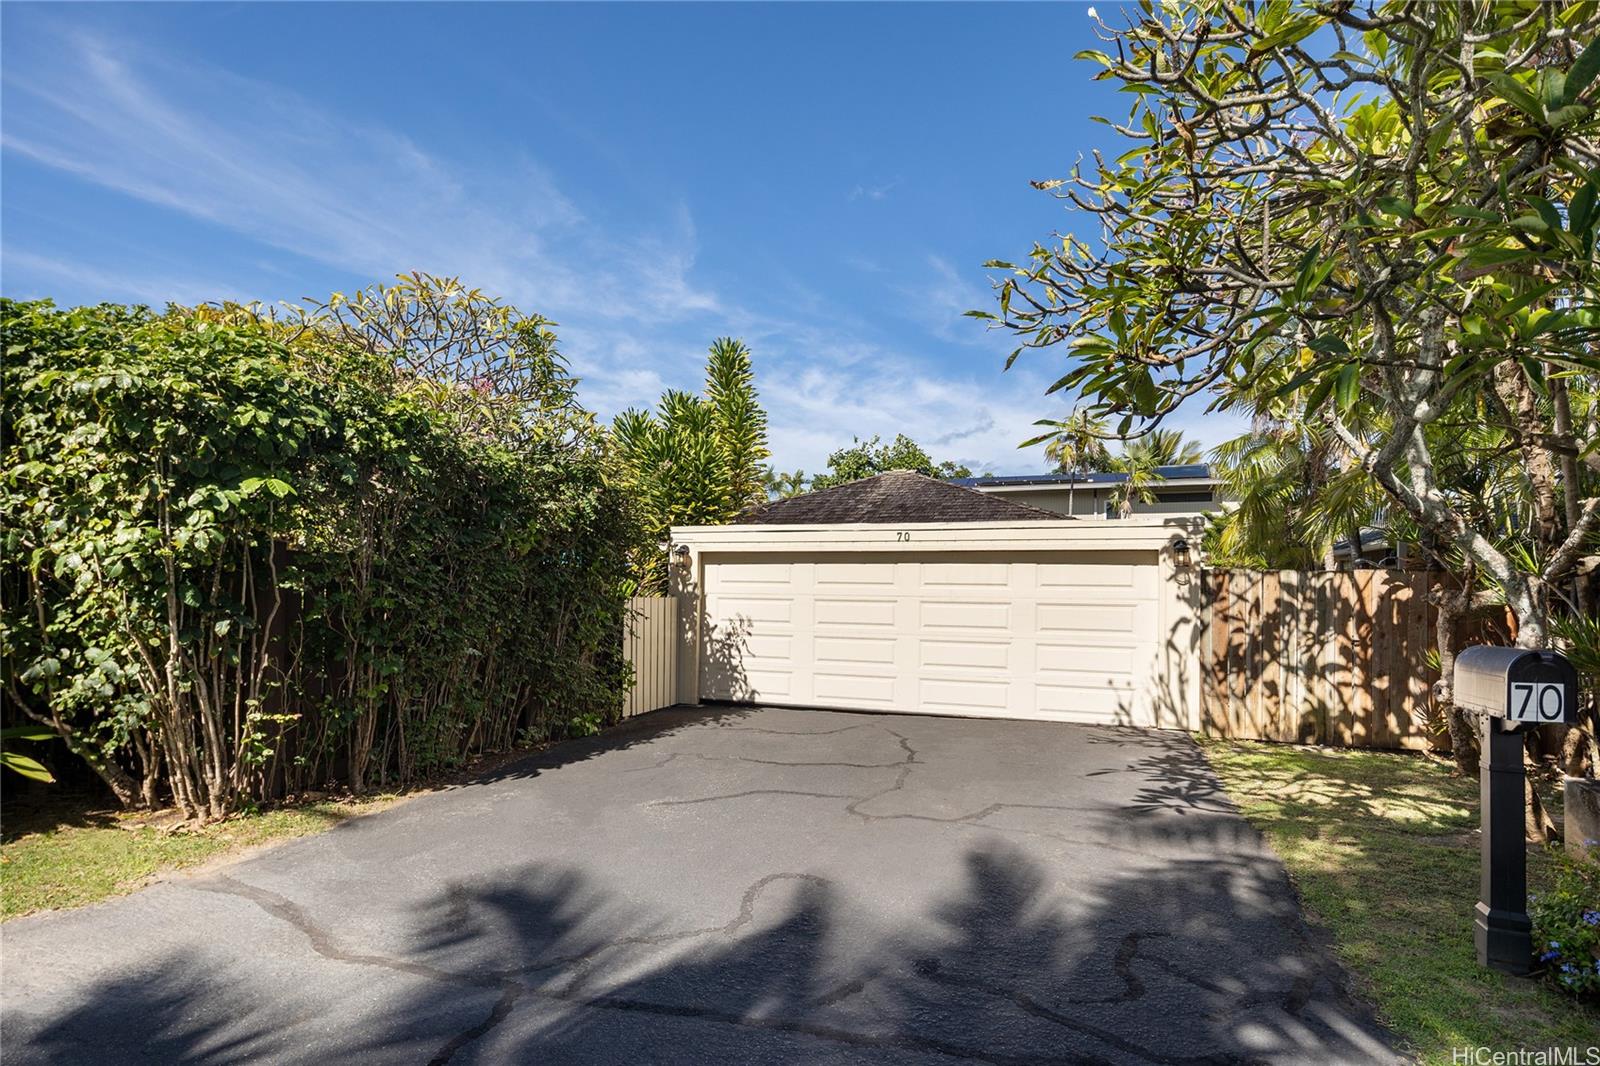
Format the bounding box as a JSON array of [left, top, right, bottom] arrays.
[[1409, 572, 1439, 750], [1206, 572, 1229, 737], [1228, 570, 1251, 738]]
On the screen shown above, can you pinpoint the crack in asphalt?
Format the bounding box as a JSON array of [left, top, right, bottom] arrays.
[[626, 751, 914, 772], [493, 871, 833, 986], [910, 955, 1236, 1066], [652, 788, 863, 807], [176, 721, 1364, 1066], [194, 867, 1275, 1066], [425, 987, 521, 1066], [719, 723, 873, 736], [645, 726, 1159, 859]]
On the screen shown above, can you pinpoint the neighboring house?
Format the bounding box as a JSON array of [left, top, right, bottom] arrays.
[[668, 470, 1203, 729], [735, 468, 1065, 525], [953, 464, 1225, 519]]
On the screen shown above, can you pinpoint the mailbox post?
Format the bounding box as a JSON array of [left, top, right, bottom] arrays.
[[1453, 646, 1581, 974]]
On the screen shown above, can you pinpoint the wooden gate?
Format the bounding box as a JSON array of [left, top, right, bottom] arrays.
[[1201, 570, 1442, 750], [623, 596, 679, 717]]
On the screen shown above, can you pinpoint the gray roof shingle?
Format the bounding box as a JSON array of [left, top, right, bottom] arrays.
[[734, 470, 1067, 525]]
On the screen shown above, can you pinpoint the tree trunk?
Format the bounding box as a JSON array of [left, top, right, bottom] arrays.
[[1495, 361, 1561, 554], [1526, 763, 1557, 844], [86, 752, 143, 809], [1559, 724, 1596, 779], [1432, 580, 1479, 776], [9, 685, 147, 809]]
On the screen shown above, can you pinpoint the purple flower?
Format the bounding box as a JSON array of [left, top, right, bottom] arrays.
[[1541, 949, 1561, 962], [1581, 910, 1600, 926]]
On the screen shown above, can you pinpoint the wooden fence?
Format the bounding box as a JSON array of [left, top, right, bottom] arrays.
[[1201, 569, 1445, 750], [623, 596, 679, 717]]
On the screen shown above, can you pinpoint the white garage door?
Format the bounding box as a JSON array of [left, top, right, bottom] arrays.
[[699, 550, 1161, 726]]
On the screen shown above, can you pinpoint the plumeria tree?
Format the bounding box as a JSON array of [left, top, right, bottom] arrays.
[[978, 2, 1600, 798], [979, 1, 1600, 648]]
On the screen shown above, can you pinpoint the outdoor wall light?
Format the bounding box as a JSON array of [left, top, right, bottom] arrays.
[[1171, 538, 1193, 569], [672, 544, 692, 567]]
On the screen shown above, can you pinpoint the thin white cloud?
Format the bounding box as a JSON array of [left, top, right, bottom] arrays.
[[848, 178, 902, 202], [882, 255, 995, 348], [0, 26, 1247, 477], [0, 30, 708, 324], [0, 249, 246, 308], [756, 345, 1069, 475]]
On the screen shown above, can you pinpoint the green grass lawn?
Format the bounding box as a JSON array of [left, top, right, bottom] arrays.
[[1200, 739, 1598, 1063], [1, 792, 399, 920]]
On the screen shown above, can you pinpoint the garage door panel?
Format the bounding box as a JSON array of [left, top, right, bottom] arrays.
[[741, 635, 796, 661], [1037, 562, 1134, 587], [815, 673, 896, 704], [815, 636, 896, 665], [711, 597, 794, 624], [1038, 643, 1137, 677], [816, 562, 895, 586], [920, 677, 1010, 710], [920, 600, 1010, 630], [741, 671, 794, 698], [1036, 668, 1136, 690], [701, 551, 1159, 726], [814, 598, 896, 629], [715, 561, 793, 584], [922, 562, 1009, 587], [920, 639, 1010, 671], [702, 661, 793, 700], [1036, 684, 1133, 717], [1038, 561, 1156, 596], [1036, 602, 1146, 635]]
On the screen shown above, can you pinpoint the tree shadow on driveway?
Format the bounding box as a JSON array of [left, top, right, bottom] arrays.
[[14, 837, 1400, 1065]]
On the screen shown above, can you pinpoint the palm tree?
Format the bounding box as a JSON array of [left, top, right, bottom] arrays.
[[1205, 360, 1386, 568], [1021, 408, 1111, 515], [1102, 429, 1205, 517], [1112, 429, 1205, 469], [761, 467, 809, 499]]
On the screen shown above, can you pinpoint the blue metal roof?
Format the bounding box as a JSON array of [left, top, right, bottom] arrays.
[[952, 464, 1213, 488]]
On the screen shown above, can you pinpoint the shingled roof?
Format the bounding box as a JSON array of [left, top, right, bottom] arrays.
[[735, 470, 1067, 525]]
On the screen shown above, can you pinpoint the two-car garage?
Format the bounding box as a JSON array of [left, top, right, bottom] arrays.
[[669, 474, 1203, 730], [698, 551, 1159, 723]]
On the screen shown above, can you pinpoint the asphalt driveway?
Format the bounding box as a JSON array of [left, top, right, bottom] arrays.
[[3, 706, 1400, 1065]]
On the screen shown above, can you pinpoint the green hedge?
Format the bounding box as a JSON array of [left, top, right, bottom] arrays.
[[1, 297, 636, 819]]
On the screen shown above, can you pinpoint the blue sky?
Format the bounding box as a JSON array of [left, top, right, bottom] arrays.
[[1, 2, 1243, 475]]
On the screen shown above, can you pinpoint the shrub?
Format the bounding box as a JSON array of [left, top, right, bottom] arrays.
[[1531, 851, 1600, 1001], [2, 283, 639, 820]]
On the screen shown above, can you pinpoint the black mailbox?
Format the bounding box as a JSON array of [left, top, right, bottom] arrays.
[[1453, 645, 1580, 975], [1455, 646, 1580, 725]]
